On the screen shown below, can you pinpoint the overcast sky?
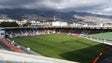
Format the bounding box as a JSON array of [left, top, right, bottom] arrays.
[[0, 0, 111, 15]]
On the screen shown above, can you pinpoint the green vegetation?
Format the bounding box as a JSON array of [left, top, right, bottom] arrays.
[[0, 22, 19, 27], [11, 34, 108, 63], [88, 32, 112, 40], [22, 22, 31, 26]]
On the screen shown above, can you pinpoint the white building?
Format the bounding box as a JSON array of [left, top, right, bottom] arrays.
[[74, 15, 112, 25], [0, 19, 15, 23], [16, 20, 28, 26], [52, 21, 68, 27]]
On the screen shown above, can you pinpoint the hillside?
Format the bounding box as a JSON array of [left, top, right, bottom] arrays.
[[0, 9, 112, 21]]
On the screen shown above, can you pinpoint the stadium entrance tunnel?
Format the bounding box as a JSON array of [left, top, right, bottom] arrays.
[[60, 44, 108, 63]]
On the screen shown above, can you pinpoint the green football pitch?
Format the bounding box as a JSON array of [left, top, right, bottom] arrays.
[[88, 32, 112, 41], [10, 34, 108, 63]]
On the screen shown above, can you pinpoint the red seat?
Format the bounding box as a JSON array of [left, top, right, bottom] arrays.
[[0, 39, 26, 53]]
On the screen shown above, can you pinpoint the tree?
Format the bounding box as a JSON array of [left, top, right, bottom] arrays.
[[0, 22, 19, 27], [22, 22, 31, 26]]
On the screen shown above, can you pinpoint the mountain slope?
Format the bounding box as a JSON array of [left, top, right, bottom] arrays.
[[0, 9, 111, 21]]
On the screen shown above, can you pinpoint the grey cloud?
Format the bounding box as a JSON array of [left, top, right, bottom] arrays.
[[0, 0, 35, 5], [0, 0, 34, 9], [0, 0, 111, 15]]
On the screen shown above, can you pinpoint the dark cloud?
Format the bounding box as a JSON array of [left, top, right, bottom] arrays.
[[0, 0, 37, 8], [0, 0, 111, 15]]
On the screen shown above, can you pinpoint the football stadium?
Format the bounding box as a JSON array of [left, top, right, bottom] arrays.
[[0, 26, 112, 63], [0, 0, 112, 63]]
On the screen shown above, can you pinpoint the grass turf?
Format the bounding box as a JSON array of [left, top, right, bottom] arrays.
[[10, 34, 108, 63], [88, 32, 112, 40]]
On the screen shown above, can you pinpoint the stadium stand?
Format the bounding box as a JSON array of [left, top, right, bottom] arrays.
[[0, 39, 26, 53], [0, 42, 10, 50], [5, 28, 106, 38], [0, 50, 77, 63], [2, 27, 112, 63], [92, 46, 112, 63], [99, 57, 112, 63]]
